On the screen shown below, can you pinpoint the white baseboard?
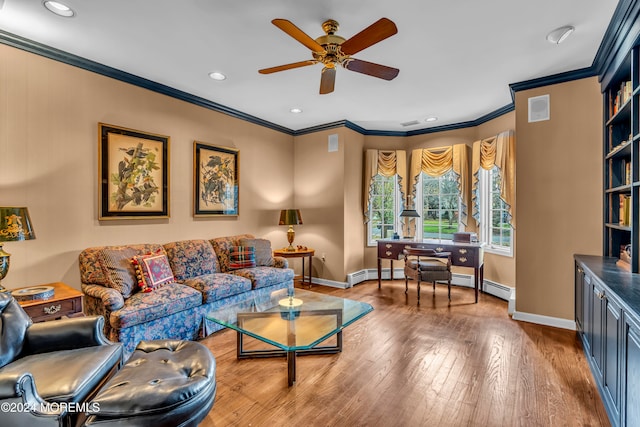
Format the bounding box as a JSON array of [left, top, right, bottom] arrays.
[[310, 277, 349, 289], [346, 268, 514, 302], [511, 311, 576, 331]]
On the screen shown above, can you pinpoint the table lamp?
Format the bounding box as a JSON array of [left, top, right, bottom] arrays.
[[0, 207, 36, 292], [400, 198, 420, 240], [279, 209, 303, 251]]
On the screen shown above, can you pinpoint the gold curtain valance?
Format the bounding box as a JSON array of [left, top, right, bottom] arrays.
[[409, 144, 469, 226], [471, 130, 516, 228], [363, 149, 407, 223]]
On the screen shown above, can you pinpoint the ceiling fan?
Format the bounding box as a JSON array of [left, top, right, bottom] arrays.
[[259, 18, 399, 94]]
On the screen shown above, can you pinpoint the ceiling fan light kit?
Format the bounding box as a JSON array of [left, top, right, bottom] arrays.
[[259, 18, 399, 94]]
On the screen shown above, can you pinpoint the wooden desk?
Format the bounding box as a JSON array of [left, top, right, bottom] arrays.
[[377, 239, 484, 303], [274, 248, 315, 287], [14, 282, 83, 322]]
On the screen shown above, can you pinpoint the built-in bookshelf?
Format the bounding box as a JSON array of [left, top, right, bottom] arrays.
[[604, 48, 639, 272]]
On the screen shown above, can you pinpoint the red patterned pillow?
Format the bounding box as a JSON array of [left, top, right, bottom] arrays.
[[229, 246, 256, 270], [131, 251, 175, 292]]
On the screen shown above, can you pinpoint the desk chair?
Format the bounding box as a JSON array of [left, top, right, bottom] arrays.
[[403, 248, 452, 301]]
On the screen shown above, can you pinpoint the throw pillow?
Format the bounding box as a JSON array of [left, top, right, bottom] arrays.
[[131, 251, 175, 293], [228, 245, 256, 270], [99, 247, 139, 298], [240, 238, 274, 266]]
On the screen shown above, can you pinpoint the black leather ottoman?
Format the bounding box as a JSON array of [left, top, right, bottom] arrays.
[[85, 340, 216, 427]]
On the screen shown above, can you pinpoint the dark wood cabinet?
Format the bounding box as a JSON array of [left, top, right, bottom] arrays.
[[623, 314, 640, 426], [575, 255, 640, 427]]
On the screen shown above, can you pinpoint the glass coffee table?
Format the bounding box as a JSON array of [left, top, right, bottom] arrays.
[[206, 287, 373, 386]]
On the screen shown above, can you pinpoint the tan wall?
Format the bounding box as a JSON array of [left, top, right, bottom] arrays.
[[0, 44, 294, 290], [515, 77, 602, 320], [292, 129, 346, 281], [343, 130, 366, 276]]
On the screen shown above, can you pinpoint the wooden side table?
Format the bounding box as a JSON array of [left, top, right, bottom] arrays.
[[13, 282, 83, 322], [274, 248, 315, 287]]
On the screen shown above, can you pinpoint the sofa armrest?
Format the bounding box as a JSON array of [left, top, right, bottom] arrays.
[[273, 256, 288, 269], [0, 373, 65, 422], [24, 316, 116, 355], [82, 284, 124, 311]]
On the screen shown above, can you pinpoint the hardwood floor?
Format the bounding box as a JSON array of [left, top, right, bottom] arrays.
[[199, 280, 610, 427]]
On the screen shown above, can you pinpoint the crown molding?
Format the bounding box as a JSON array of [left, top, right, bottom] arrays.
[[508, 67, 597, 97], [593, 0, 640, 89]]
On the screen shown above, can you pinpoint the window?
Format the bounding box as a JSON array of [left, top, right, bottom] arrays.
[[416, 170, 462, 240], [478, 165, 513, 255], [368, 174, 400, 245]]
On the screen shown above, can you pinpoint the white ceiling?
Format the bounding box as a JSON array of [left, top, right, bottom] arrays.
[[0, 0, 620, 133]]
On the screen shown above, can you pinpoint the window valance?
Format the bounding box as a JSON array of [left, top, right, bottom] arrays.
[[363, 149, 407, 223], [409, 144, 469, 226], [471, 130, 515, 228]]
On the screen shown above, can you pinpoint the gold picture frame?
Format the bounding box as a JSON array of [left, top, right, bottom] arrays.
[[194, 141, 239, 216], [98, 123, 170, 219]]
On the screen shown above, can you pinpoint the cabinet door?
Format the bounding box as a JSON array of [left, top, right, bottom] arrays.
[[592, 282, 605, 381], [603, 294, 622, 423], [624, 316, 640, 427], [575, 263, 585, 332], [583, 273, 594, 353]]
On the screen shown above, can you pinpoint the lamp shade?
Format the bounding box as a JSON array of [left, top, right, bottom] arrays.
[[0, 207, 36, 242], [399, 209, 420, 218], [279, 209, 303, 226]]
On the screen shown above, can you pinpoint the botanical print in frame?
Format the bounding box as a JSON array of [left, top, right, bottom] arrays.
[[99, 123, 170, 219], [194, 141, 239, 216]]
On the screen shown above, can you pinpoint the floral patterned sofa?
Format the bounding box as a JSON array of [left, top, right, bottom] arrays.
[[79, 234, 294, 355]]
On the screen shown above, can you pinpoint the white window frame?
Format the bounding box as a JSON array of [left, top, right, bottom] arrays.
[[478, 166, 513, 256], [415, 171, 463, 241], [367, 174, 402, 246]]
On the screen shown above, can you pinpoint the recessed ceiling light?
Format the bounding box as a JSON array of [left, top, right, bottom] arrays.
[[546, 26, 575, 44], [208, 72, 226, 81], [43, 1, 75, 17], [290, 108, 303, 114], [425, 117, 438, 122]]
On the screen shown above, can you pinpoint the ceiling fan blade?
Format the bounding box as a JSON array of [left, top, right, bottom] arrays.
[[319, 67, 336, 94], [344, 59, 399, 80], [272, 19, 325, 53], [340, 18, 398, 55], [259, 60, 317, 74]]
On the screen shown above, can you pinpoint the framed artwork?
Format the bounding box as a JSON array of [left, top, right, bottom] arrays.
[[98, 123, 170, 219], [194, 141, 239, 216]]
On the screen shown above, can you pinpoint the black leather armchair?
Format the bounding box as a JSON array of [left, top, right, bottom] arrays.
[[0, 292, 123, 427]]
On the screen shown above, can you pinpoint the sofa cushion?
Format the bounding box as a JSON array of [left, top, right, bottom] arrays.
[[85, 243, 162, 298], [240, 237, 274, 266], [228, 246, 256, 270], [98, 247, 139, 298], [110, 283, 202, 330], [183, 273, 252, 303], [231, 266, 295, 290], [163, 240, 220, 281], [210, 234, 254, 272], [132, 251, 175, 292], [2, 345, 122, 403]]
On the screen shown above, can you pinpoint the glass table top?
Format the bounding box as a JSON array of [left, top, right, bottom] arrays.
[[206, 288, 373, 351]]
